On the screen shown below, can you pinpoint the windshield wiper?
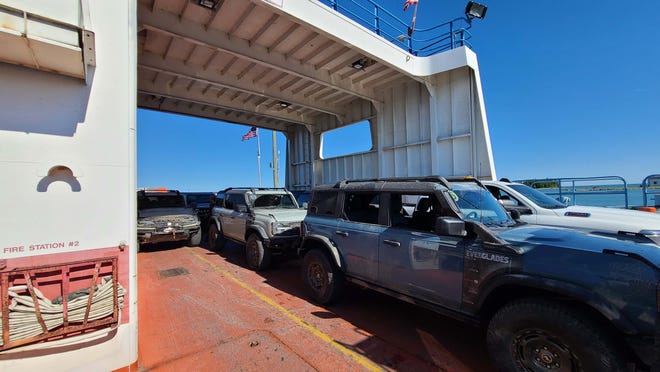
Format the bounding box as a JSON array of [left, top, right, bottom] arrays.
[[483, 220, 512, 227]]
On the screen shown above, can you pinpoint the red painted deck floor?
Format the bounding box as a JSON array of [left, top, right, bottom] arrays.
[[137, 242, 494, 371]]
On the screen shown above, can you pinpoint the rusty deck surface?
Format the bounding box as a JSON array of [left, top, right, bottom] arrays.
[[137, 242, 494, 371]]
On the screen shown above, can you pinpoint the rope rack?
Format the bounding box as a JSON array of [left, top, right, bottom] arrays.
[[0, 257, 125, 351]]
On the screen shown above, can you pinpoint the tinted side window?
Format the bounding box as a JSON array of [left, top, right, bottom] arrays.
[[393, 193, 439, 231], [343, 192, 380, 225], [308, 191, 337, 216], [234, 193, 247, 207], [224, 194, 236, 210], [486, 186, 521, 207]]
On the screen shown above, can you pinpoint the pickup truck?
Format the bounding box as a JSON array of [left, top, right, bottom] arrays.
[[482, 180, 660, 245]]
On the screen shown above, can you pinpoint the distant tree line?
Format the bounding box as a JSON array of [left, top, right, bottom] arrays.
[[521, 180, 559, 189]]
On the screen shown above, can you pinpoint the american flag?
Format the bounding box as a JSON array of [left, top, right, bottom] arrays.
[[242, 126, 257, 141], [403, 0, 418, 11]]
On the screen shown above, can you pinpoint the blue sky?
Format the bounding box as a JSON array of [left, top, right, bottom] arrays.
[[138, 0, 660, 191]]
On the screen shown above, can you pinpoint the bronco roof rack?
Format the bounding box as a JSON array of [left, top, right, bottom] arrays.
[[333, 176, 452, 189], [444, 176, 486, 188], [219, 187, 289, 193]]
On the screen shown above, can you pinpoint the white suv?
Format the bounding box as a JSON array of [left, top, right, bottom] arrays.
[[207, 187, 307, 270], [482, 180, 660, 244]]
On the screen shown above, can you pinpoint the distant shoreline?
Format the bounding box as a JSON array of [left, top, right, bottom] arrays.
[[538, 185, 660, 191]]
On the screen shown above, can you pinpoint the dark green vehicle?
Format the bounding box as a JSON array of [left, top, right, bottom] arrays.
[[298, 177, 659, 371]]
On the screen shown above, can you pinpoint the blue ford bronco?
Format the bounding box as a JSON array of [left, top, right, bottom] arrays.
[[298, 177, 659, 371]]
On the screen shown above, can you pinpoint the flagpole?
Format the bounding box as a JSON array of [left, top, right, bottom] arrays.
[[272, 130, 279, 188], [257, 130, 262, 187], [411, 1, 419, 35]]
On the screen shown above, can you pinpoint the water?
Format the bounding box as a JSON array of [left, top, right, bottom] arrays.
[[539, 187, 658, 208]]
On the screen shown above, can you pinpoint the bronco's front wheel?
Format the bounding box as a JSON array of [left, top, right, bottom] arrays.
[[245, 233, 271, 271], [302, 249, 344, 305], [208, 223, 225, 251], [487, 298, 627, 372]]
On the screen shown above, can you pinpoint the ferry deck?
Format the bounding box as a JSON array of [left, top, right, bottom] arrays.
[[137, 241, 494, 371]]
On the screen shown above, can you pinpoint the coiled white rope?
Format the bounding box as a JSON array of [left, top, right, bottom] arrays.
[[0, 276, 125, 345]]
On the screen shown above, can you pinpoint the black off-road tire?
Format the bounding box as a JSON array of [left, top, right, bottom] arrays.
[[487, 298, 627, 372], [302, 249, 345, 305], [207, 223, 226, 251], [245, 233, 272, 271], [188, 229, 202, 246]]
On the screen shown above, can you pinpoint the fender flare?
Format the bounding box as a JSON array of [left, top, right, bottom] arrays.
[[300, 234, 343, 270], [245, 226, 268, 243], [476, 273, 640, 334], [209, 216, 222, 232]]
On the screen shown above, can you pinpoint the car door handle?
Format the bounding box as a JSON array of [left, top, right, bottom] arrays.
[[383, 239, 401, 247], [334, 231, 348, 237]]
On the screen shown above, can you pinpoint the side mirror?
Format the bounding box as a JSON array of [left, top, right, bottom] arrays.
[[434, 217, 467, 237], [499, 199, 516, 207], [509, 209, 521, 221], [518, 206, 533, 215], [302, 202, 309, 209], [235, 204, 248, 213]]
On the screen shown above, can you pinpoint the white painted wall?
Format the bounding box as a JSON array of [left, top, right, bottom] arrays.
[[0, 0, 137, 370], [273, 0, 496, 186], [290, 62, 495, 187]]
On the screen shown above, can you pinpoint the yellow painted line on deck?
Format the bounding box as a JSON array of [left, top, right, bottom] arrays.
[[187, 248, 383, 372]]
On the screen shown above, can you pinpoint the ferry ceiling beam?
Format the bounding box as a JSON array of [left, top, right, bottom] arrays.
[[137, 79, 314, 126], [138, 91, 300, 132], [138, 4, 381, 105], [138, 51, 346, 120]]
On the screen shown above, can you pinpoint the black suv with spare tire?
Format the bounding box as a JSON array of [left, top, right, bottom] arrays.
[[298, 177, 659, 371]]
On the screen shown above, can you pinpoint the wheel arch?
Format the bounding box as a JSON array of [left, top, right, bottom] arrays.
[[245, 226, 268, 242], [208, 216, 221, 231], [299, 235, 343, 270], [475, 275, 641, 351]]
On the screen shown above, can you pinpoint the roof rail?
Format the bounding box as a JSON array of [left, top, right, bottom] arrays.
[[333, 176, 452, 189], [220, 187, 289, 193], [444, 176, 485, 188], [137, 188, 180, 196]]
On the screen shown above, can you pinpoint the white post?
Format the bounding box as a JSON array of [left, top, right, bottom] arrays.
[[257, 129, 262, 187], [272, 130, 279, 187]]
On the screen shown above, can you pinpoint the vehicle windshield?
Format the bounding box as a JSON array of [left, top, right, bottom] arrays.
[[138, 195, 186, 209], [250, 193, 299, 209], [184, 193, 213, 205], [448, 183, 514, 227], [509, 184, 567, 209]]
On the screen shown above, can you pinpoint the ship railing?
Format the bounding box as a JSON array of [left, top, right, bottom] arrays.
[[522, 176, 630, 209], [641, 174, 660, 207], [319, 0, 474, 56]]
